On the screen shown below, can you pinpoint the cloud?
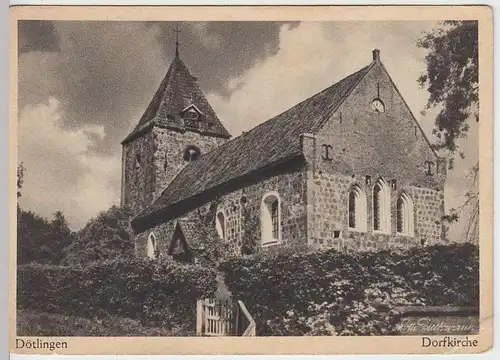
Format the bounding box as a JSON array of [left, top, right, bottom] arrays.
[[18, 21, 168, 155], [17, 21, 478, 238], [18, 97, 121, 230], [209, 21, 440, 135], [208, 21, 479, 241], [18, 20, 59, 54], [17, 21, 290, 229]]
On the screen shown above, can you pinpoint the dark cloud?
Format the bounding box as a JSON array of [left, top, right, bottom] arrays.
[[18, 21, 289, 156], [151, 21, 299, 96], [18, 20, 59, 53]]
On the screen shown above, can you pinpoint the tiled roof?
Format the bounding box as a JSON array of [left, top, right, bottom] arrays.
[[133, 63, 373, 225], [168, 219, 219, 253], [122, 53, 231, 144]]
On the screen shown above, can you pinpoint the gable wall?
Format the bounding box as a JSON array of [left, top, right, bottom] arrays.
[[134, 166, 308, 259], [307, 61, 446, 250]]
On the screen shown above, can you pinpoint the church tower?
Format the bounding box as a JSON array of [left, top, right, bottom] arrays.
[[120, 41, 231, 216]]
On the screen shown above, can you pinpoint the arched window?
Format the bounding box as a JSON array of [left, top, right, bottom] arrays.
[[397, 193, 414, 236], [215, 211, 226, 241], [348, 185, 367, 231], [147, 232, 157, 259], [261, 191, 281, 246], [373, 178, 391, 232], [183, 145, 201, 162]]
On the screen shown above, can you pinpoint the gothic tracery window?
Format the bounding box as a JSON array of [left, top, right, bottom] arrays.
[[396, 193, 414, 236], [373, 178, 391, 232], [348, 185, 367, 231]]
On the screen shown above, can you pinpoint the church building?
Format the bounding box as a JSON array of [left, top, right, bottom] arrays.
[[121, 46, 447, 261]]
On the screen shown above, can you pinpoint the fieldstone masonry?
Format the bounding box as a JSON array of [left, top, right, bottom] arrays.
[[152, 127, 227, 199], [122, 126, 227, 216], [126, 49, 447, 260], [135, 167, 308, 259]]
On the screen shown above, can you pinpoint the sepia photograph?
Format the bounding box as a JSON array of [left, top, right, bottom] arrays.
[[10, 5, 493, 355]]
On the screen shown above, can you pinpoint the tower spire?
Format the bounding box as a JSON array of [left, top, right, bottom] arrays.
[[174, 23, 181, 57]]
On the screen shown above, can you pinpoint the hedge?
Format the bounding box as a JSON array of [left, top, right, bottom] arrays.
[[17, 309, 187, 337], [17, 258, 217, 330], [219, 243, 479, 336]]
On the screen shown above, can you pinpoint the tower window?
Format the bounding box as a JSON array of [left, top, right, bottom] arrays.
[[348, 185, 367, 232], [397, 193, 414, 236], [373, 178, 391, 232], [135, 153, 141, 169], [182, 106, 201, 129], [261, 191, 281, 246], [184, 109, 199, 120], [183, 145, 201, 162], [163, 149, 168, 171], [147, 232, 157, 259]]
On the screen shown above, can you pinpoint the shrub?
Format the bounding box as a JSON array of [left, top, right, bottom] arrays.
[[63, 206, 134, 266], [17, 258, 217, 330], [219, 243, 479, 336]]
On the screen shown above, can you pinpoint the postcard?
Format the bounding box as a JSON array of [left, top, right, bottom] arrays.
[[10, 5, 493, 355]]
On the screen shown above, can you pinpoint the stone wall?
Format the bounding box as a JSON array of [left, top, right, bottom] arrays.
[[121, 126, 227, 216], [135, 164, 308, 259], [121, 131, 156, 216], [152, 127, 227, 199], [306, 60, 446, 250], [308, 171, 444, 251]]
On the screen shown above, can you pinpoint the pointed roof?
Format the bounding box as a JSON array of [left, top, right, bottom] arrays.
[[122, 53, 231, 144], [132, 62, 373, 229], [168, 219, 217, 254]]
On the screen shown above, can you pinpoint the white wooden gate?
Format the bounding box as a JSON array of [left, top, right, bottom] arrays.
[[197, 298, 235, 336], [196, 298, 256, 336]]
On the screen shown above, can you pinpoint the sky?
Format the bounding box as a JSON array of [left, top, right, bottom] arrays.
[[17, 20, 479, 240]]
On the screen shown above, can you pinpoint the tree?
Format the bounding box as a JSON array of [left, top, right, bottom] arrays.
[[63, 205, 134, 266], [50, 211, 74, 262], [418, 21, 479, 242], [17, 209, 75, 265], [17, 210, 52, 264], [417, 21, 478, 155]]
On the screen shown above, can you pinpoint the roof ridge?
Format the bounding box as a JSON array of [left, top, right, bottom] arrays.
[[134, 63, 374, 225], [184, 64, 372, 162], [238, 64, 372, 138], [154, 64, 372, 199]]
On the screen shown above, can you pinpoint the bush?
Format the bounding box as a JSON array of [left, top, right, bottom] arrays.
[[219, 243, 479, 336], [63, 206, 134, 266], [17, 258, 217, 330]]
